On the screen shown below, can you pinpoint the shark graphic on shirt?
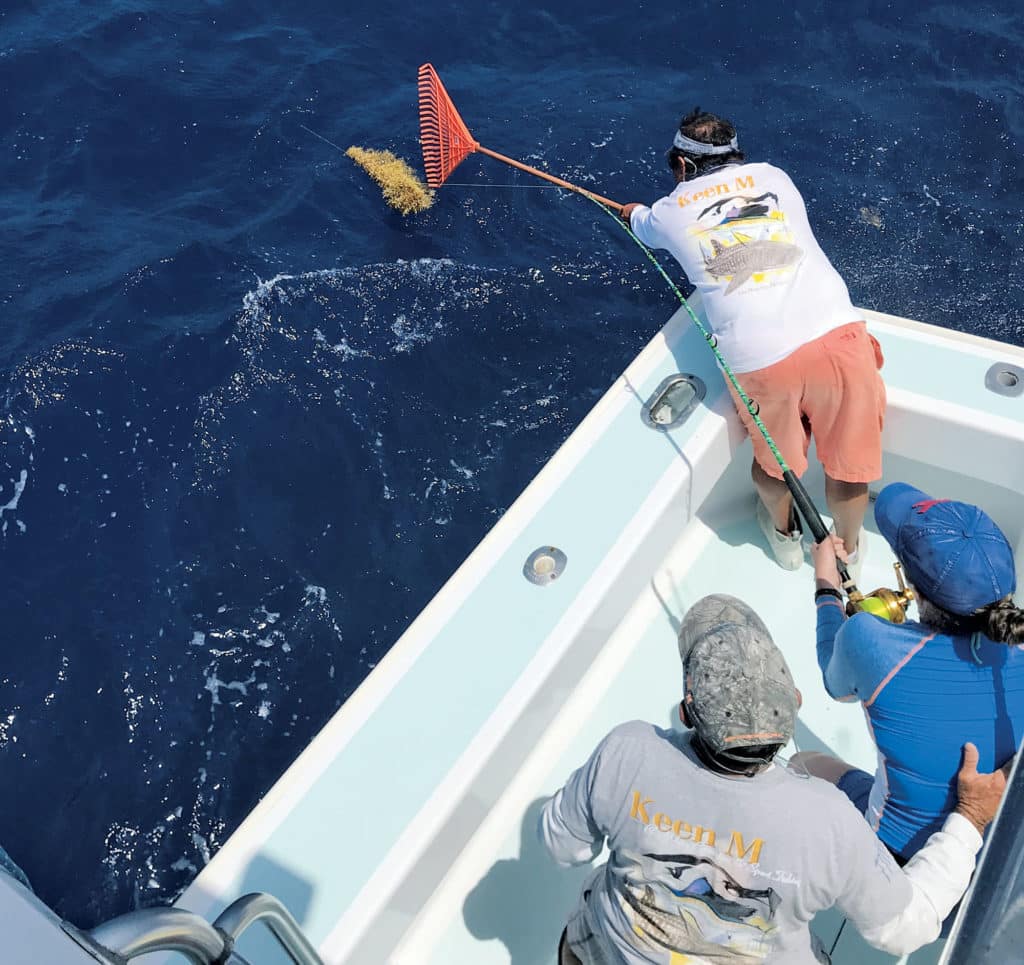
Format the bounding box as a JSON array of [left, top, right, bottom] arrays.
[[702, 237, 804, 295]]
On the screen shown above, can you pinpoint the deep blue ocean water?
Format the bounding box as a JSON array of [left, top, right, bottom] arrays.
[[1, 0, 1022, 927]]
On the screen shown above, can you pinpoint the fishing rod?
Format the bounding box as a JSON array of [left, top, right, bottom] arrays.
[[414, 63, 910, 621], [590, 200, 853, 576], [589, 199, 916, 619], [602, 213, 917, 621]]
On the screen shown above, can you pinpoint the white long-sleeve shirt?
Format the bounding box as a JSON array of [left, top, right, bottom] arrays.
[[540, 722, 980, 964], [629, 162, 862, 374]]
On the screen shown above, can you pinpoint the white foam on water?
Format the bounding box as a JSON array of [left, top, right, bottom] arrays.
[[191, 258, 508, 490], [257, 606, 279, 625], [0, 712, 17, 749], [1, 469, 28, 514], [449, 459, 475, 480], [203, 672, 256, 706], [304, 584, 327, 604], [191, 832, 211, 865]]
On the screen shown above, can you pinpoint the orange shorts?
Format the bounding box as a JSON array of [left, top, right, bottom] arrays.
[[726, 322, 886, 483]]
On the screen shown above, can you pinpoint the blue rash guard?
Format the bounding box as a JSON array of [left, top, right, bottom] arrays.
[[816, 597, 1024, 859]]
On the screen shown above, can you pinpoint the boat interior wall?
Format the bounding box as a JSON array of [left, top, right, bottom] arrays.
[[880, 400, 1024, 562]]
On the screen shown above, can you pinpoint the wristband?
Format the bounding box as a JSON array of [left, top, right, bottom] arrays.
[[815, 587, 843, 602]]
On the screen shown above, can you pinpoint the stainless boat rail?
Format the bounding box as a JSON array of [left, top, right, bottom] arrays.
[[213, 891, 323, 964], [88, 892, 323, 965]]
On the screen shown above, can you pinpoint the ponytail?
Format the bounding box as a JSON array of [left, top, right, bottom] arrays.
[[917, 592, 1024, 645], [976, 595, 1024, 645]]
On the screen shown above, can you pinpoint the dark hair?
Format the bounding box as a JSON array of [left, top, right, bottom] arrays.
[[693, 732, 780, 776], [916, 593, 1024, 645], [666, 106, 746, 179]]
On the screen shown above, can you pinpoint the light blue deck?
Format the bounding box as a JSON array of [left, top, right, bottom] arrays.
[[426, 507, 947, 964]]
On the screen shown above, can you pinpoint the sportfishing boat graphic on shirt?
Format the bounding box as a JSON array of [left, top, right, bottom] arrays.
[[616, 849, 780, 963], [691, 191, 804, 296]]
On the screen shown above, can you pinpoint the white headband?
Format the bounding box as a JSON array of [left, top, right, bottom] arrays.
[[672, 130, 739, 156]]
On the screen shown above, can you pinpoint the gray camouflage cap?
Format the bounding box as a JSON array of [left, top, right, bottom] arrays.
[[678, 594, 797, 755]]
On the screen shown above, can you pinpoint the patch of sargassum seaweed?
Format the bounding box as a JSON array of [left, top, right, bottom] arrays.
[[346, 146, 435, 215]]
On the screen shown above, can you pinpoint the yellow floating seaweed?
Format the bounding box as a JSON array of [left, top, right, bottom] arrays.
[[346, 146, 435, 216]]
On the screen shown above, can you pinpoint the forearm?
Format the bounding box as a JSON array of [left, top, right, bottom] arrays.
[[625, 203, 657, 247], [859, 813, 981, 955], [815, 593, 845, 681], [538, 787, 603, 867], [619, 202, 642, 227]]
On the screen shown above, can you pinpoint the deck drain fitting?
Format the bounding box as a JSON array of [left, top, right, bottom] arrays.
[[524, 546, 567, 586], [641, 374, 706, 431], [985, 362, 1024, 398]]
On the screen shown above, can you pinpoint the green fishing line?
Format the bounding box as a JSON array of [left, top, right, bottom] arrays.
[[590, 196, 791, 474]]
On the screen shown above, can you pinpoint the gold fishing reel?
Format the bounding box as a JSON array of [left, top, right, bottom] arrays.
[[845, 561, 915, 623]]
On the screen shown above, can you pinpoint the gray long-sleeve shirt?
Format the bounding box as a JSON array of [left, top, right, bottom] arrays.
[[540, 721, 981, 964]]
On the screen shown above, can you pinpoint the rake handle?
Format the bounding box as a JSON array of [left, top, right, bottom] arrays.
[[476, 146, 623, 213]]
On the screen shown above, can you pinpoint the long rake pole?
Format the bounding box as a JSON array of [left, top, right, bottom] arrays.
[[475, 146, 623, 212]]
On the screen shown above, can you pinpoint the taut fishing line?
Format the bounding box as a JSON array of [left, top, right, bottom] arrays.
[[584, 196, 917, 620], [578, 194, 900, 610]]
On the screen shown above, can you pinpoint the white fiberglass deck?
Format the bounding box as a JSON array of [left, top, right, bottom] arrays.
[[397, 464, 976, 965], [162, 303, 1024, 965]]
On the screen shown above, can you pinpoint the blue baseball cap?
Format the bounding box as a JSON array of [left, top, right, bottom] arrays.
[[875, 482, 1016, 615]]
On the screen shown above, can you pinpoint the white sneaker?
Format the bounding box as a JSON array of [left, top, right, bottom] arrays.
[[757, 499, 804, 570], [826, 526, 866, 586], [843, 536, 867, 586]]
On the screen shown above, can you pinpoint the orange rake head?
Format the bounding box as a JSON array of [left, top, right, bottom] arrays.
[[418, 63, 480, 188]]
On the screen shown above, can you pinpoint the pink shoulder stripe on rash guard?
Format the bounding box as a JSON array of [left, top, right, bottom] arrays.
[[864, 632, 937, 708]]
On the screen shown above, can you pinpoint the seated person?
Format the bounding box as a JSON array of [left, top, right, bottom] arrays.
[[539, 593, 1006, 964], [797, 482, 1024, 863]]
